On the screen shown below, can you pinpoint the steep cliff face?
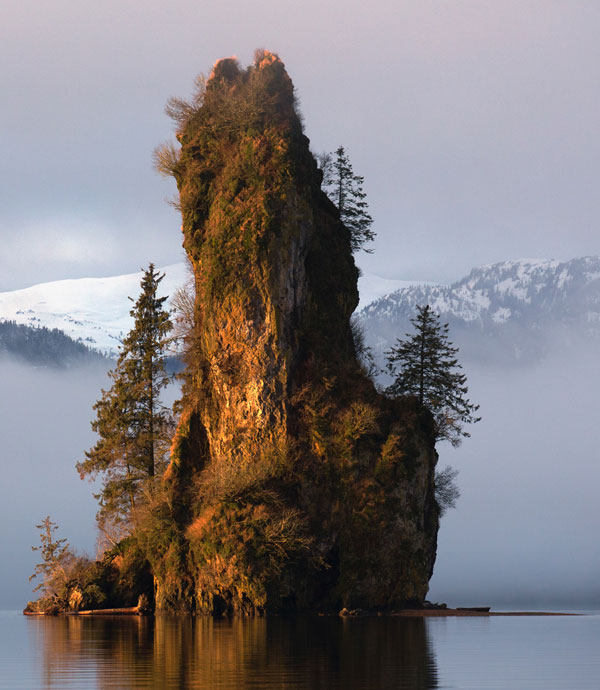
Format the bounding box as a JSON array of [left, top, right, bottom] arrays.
[[156, 51, 439, 614]]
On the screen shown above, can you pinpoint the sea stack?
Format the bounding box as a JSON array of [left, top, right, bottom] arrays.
[[154, 51, 439, 614]]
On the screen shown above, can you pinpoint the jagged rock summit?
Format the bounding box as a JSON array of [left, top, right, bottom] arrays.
[[152, 51, 439, 614]]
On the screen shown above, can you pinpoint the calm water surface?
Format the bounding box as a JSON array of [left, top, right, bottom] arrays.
[[0, 610, 598, 689]]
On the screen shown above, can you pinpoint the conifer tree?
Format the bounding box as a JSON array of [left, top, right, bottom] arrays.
[[29, 516, 71, 597], [320, 146, 375, 253], [385, 304, 480, 446], [77, 264, 174, 537]]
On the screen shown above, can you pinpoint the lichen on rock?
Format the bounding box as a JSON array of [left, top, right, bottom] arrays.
[[152, 50, 439, 614]]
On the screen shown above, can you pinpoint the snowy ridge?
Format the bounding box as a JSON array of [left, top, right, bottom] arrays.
[[0, 264, 189, 357], [0, 263, 400, 357], [3, 256, 599, 364], [358, 256, 600, 364], [356, 272, 428, 310]]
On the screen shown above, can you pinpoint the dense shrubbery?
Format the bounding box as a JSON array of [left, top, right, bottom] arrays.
[[25, 516, 147, 614]]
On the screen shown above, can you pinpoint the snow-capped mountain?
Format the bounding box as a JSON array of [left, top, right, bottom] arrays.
[[356, 272, 428, 309], [0, 264, 189, 357], [357, 256, 600, 365], [0, 263, 398, 358], [3, 256, 598, 365]]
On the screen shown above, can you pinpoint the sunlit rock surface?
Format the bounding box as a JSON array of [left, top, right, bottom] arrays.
[[155, 52, 439, 614]]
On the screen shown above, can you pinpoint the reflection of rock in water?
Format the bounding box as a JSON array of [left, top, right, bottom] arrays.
[[32, 616, 438, 689], [29, 615, 153, 688]]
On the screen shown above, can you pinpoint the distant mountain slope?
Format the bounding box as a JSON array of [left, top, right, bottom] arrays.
[[0, 264, 188, 357], [0, 263, 401, 356], [356, 272, 428, 310], [3, 257, 598, 366], [357, 256, 600, 365], [0, 321, 108, 368]]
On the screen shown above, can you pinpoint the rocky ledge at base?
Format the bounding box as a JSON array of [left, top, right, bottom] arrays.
[[336, 606, 578, 617], [393, 609, 578, 617], [23, 607, 148, 617]]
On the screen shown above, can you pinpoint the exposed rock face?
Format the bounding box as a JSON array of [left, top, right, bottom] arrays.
[[155, 51, 439, 614]]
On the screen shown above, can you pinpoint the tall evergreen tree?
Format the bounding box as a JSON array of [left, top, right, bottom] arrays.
[[77, 264, 174, 537], [320, 146, 375, 253], [385, 304, 480, 446]]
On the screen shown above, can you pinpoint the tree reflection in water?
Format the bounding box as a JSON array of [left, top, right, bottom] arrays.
[[28, 615, 438, 689]]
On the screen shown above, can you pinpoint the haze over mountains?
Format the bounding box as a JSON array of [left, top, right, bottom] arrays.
[[1, 256, 598, 368], [358, 256, 600, 368], [0, 264, 413, 359], [2, 257, 599, 608]]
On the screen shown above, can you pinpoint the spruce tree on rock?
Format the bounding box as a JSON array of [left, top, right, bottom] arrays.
[[320, 146, 375, 253], [385, 304, 480, 446], [77, 264, 174, 538]]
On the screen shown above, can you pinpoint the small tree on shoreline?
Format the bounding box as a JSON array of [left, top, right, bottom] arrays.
[[29, 516, 72, 598]]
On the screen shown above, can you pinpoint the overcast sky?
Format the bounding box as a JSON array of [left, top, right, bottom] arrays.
[[2, 0, 600, 290], [2, 1, 600, 608]]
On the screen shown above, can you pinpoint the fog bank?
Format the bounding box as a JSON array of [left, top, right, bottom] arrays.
[[2, 340, 599, 610], [0, 358, 107, 609], [428, 344, 600, 609]]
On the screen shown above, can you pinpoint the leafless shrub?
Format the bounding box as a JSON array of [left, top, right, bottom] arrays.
[[169, 256, 195, 357], [350, 315, 378, 379], [153, 141, 180, 178], [435, 465, 461, 516], [164, 75, 206, 128]]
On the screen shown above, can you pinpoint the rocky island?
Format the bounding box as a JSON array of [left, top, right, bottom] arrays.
[[26, 51, 439, 616], [152, 51, 439, 614]]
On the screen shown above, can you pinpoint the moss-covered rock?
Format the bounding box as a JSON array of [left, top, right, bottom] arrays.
[[156, 50, 439, 613]]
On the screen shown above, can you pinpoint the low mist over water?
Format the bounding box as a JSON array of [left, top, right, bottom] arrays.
[[2, 337, 599, 609], [0, 356, 184, 610], [429, 342, 600, 608], [0, 358, 107, 609]]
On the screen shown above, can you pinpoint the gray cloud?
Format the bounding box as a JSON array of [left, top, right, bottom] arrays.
[[3, 1, 600, 610], [2, 1, 600, 288]]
